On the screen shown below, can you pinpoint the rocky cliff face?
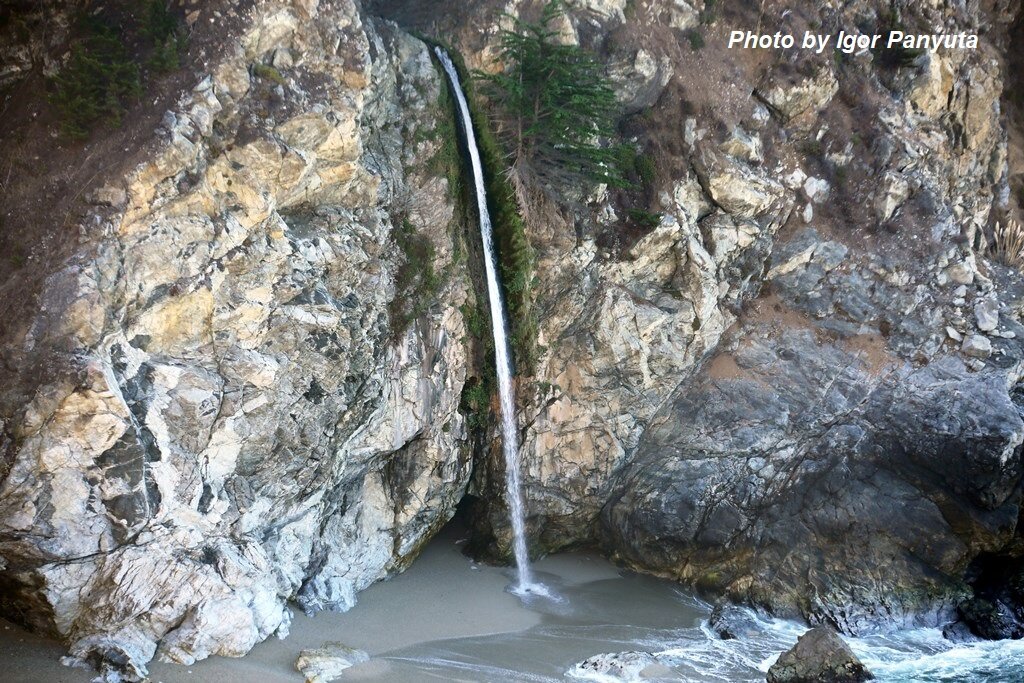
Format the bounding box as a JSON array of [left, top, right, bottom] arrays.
[[0, 1, 473, 679], [593, 0, 1024, 634], [375, 0, 1024, 634], [2, 0, 1024, 678]]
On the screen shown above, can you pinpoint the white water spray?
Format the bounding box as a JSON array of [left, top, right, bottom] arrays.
[[434, 47, 535, 594]]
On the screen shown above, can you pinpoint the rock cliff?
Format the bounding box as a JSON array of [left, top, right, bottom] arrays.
[[375, 0, 1024, 634], [1, 0, 1023, 678], [1, 1, 473, 678]]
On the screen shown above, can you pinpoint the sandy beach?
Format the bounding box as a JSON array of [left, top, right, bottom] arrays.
[[0, 526, 634, 683]]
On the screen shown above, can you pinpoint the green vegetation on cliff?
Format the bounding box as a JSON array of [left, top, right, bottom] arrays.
[[50, 1, 186, 139], [389, 219, 444, 335], [430, 43, 539, 375], [50, 17, 141, 139], [142, 0, 187, 72]]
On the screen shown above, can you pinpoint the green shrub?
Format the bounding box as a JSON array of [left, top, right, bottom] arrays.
[[700, 0, 717, 23], [833, 165, 848, 185], [50, 17, 141, 139], [635, 154, 656, 188], [460, 375, 496, 431], [800, 139, 825, 157], [437, 44, 539, 373], [389, 219, 444, 335], [617, 145, 656, 191], [252, 63, 287, 86], [426, 85, 463, 202], [873, 7, 923, 69], [50, 3, 189, 139], [687, 29, 705, 51], [460, 303, 489, 341], [627, 208, 661, 229], [143, 0, 185, 72]]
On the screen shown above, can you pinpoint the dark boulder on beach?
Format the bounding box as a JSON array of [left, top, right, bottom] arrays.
[[766, 627, 873, 683], [709, 603, 762, 640]]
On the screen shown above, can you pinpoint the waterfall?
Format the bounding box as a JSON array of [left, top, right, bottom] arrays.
[[434, 47, 535, 594]]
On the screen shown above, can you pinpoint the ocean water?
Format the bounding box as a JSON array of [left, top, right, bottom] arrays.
[[344, 554, 1024, 683]]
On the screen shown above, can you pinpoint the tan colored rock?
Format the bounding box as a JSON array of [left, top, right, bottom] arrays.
[[0, 3, 472, 680], [696, 149, 786, 218], [756, 66, 838, 122], [87, 185, 128, 209], [668, 0, 702, 30], [909, 52, 954, 117], [874, 171, 910, 222], [720, 127, 763, 163], [296, 643, 369, 682]]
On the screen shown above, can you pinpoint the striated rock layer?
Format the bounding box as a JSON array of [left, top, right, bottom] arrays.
[[593, 0, 1024, 633], [0, 0, 473, 678]]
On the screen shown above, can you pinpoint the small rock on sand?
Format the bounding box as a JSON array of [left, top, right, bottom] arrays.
[[295, 642, 369, 683], [567, 651, 670, 681]]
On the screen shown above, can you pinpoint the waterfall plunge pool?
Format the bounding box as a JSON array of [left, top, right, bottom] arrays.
[[4, 520, 1023, 682]]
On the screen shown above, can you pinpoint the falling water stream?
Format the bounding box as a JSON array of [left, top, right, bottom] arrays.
[[434, 47, 535, 595]]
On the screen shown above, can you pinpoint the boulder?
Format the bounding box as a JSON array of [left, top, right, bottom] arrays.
[[962, 333, 993, 358], [295, 643, 369, 683], [601, 322, 1024, 632], [957, 599, 1024, 641], [755, 66, 838, 122], [607, 46, 673, 114], [694, 148, 787, 219], [766, 628, 873, 683], [709, 603, 762, 640], [975, 298, 999, 332], [567, 651, 666, 681]]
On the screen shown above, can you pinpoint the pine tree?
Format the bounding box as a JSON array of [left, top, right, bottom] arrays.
[[478, 0, 626, 189]]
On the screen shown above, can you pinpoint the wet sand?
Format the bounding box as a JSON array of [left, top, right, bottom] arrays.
[[0, 526, 630, 683]]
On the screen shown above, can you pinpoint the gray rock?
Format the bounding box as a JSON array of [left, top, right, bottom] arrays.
[[567, 651, 662, 681], [296, 643, 369, 683], [607, 46, 673, 115], [709, 603, 762, 640], [955, 562, 1024, 640], [975, 298, 999, 332], [766, 627, 873, 683], [601, 326, 1023, 632], [962, 333, 993, 358]]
